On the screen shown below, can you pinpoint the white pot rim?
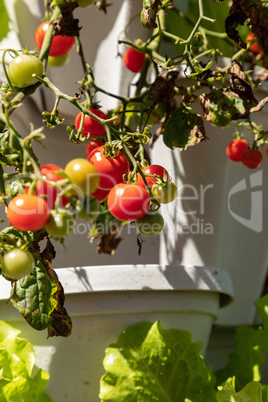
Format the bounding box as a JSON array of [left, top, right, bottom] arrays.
[[0, 265, 233, 308]]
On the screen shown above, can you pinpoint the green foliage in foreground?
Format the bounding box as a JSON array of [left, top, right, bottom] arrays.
[[100, 294, 268, 402], [0, 320, 52, 402]]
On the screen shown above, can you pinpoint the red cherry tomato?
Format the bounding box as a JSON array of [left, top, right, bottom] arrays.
[[246, 31, 263, 54], [85, 140, 104, 155], [123, 47, 145, 73], [226, 139, 248, 162], [91, 187, 110, 203], [39, 164, 69, 207], [107, 183, 150, 221], [75, 109, 107, 138], [266, 145, 268, 156], [241, 149, 263, 169], [7, 194, 50, 231], [34, 21, 75, 57], [87, 146, 130, 190], [136, 165, 170, 189]]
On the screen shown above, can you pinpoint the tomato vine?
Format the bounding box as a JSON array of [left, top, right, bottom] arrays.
[[0, 0, 267, 336]]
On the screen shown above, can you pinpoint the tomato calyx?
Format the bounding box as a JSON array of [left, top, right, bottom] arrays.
[[52, 13, 80, 38], [102, 142, 121, 158]]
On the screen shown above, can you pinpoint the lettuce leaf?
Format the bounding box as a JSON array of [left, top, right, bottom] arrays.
[[100, 321, 216, 402], [217, 377, 263, 402], [0, 320, 52, 401], [100, 295, 268, 401], [215, 294, 268, 390]]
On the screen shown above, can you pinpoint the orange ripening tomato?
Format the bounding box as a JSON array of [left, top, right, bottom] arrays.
[[7, 194, 50, 231], [246, 31, 263, 54]]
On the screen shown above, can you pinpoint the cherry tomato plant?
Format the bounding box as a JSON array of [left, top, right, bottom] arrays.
[[0, 0, 267, 337]]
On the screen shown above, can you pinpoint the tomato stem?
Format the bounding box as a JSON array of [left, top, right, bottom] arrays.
[[39, 6, 62, 65]]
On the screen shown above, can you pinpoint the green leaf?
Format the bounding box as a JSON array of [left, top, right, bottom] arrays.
[[262, 385, 268, 402], [100, 321, 216, 402], [10, 253, 53, 332], [215, 294, 268, 391], [0, 0, 9, 41], [42, 111, 65, 129], [217, 378, 263, 402], [0, 320, 52, 401], [10, 248, 72, 337]]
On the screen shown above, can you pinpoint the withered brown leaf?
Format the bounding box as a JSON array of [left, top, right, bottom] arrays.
[[225, 0, 268, 54], [40, 239, 72, 338], [148, 70, 179, 103]]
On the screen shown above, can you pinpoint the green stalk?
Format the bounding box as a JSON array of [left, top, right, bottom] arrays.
[[39, 6, 62, 64], [0, 165, 6, 202]]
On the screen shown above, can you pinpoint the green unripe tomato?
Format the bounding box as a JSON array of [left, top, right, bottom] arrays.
[[8, 54, 43, 88], [77, 0, 95, 7], [1, 248, 34, 280], [210, 111, 232, 127], [45, 209, 74, 239], [135, 212, 164, 236], [77, 196, 100, 222], [47, 53, 70, 67], [152, 181, 178, 204]]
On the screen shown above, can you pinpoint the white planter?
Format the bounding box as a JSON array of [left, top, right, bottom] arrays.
[[150, 89, 268, 326], [0, 265, 233, 402]]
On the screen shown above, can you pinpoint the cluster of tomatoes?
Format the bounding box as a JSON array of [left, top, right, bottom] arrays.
[[78, 109, 177, 231], [2, 148, 177, 280], [34, 18, 146, 71], [226, 138, 265, 169], [2, 109, 178, 280]]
